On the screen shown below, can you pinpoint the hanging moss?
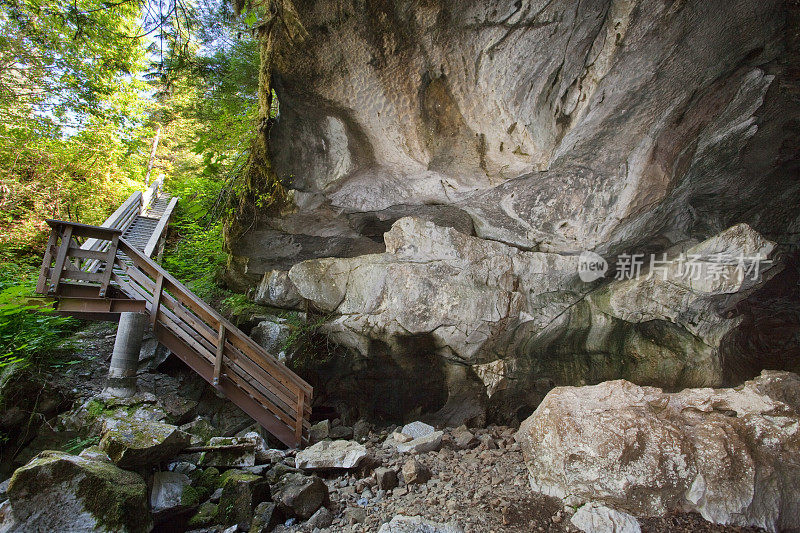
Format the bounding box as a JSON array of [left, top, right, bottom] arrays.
[[224, 0, 308, 246]]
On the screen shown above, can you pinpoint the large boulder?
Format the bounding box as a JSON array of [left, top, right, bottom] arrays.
[[4, 451, 150, 533], [150, 471, 191, 513], [516, 371, 800, 532], [99, 419, 190, 469]]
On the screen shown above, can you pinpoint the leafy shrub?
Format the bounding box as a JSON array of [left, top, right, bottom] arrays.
[[0, 262, 77, 370]]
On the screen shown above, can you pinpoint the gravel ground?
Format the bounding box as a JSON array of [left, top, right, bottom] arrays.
[[275, 425, 767, 533]]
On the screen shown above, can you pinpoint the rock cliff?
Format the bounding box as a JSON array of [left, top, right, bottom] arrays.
[[229, 0, 800, 424]]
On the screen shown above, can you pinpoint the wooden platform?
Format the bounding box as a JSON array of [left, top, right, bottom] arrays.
[[35, 179, 311, 448]]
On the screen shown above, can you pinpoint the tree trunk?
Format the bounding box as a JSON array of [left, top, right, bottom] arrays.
[[144, 125, 162, 187]]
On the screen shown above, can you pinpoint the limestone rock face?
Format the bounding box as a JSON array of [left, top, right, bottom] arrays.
[[5, 451, 150, 533], [515, 371, 800, 532], [266, 0, 797, 250], [290, 216, 782, 423], [231, 0, 800, 424]]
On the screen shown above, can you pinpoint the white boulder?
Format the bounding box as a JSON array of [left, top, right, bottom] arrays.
[[516, 371, 800, 532]]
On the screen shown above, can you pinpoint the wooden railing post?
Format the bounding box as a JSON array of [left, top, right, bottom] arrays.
[[213, 323, 226, 386]]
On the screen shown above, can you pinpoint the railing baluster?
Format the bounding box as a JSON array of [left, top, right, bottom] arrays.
[[38, 223, 313, 448], [97, 234, 119, 298], [49, 225, 73, 294], [295, 391, 305, 445], [150, 273, 164, 329], [213, 323, 226, 386]]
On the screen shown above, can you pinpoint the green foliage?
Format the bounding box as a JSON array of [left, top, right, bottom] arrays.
[[0, 263, 78, 370], [62, 435, 100, 454], [0, 0, 146, 130], [282, 312, 337, 369], [85, 400, 107, 422], [0, 0, 151, 257]]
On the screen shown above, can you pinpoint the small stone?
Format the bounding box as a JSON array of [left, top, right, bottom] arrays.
[[249, 501, 283, 533], [305, 506, 333, 529], [377, 514, 463, 532], [168, 461, 197, 475], [570, 502, 641, 533], [401, 459, 431, 485], [309, 420, 330, 443], [77, 446, 111, 463], [210, 487, 223, 503], [329, 425, 354, 440], [179, 417, 219, 446], [392, 431, 413, 443], [374, 467, 399, 491], [397, 431, 443, 454], [345, 507, 366, 525], [452, 427, 478, 450], [243, 431, 284, 464], [353, 420, 371, 442], [477, 434, 497, 450]]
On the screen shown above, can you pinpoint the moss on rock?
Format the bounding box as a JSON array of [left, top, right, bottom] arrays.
[[188, 502, 219, 528], [99, 419, 190, 468], [7, 450, 151, 533]]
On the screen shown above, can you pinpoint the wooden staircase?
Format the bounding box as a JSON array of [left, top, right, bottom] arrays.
[[35, 180, 312, 448]]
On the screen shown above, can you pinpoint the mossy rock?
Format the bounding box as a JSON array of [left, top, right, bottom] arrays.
[[180, 467, 221, 507], [188, 502, 219, 528], [180, 418, 220, 446], [191, 466, 221, 491], [216, 472, 270, 526], [217, 468, 255, 488], [7, 450, 151, 533], [99, 419, 190, 469]]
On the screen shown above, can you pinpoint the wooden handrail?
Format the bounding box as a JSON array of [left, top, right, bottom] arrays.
[[141, 175, 164, 212], [143, 196, 179, 257], [36, 219, 312, 447]]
